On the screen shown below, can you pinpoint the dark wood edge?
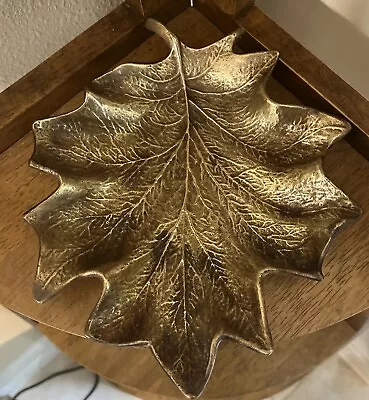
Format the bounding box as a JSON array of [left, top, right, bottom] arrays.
[[195, 0, 369, 161], [208, 0, 255, 17], [0, 0, 190, 155]]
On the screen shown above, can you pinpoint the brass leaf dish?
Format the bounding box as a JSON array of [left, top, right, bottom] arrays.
[[26, 19, 360, 398]]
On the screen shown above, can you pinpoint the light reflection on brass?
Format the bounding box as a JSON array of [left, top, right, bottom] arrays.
[[26, 19, 360, 398]]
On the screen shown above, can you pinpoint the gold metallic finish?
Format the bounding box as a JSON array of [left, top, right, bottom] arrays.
[[26, 19, 360, 398]]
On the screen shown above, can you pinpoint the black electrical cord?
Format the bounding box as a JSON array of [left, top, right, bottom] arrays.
[[11, 365, 99, 400], [12, 366, 83, 399], [82, 374, 100, 400]]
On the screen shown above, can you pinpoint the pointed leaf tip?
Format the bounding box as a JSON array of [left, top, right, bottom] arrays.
[[33, 281, 51, 303]]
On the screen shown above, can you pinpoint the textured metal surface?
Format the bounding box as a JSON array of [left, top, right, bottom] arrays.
[[26, 19, 360, 398]]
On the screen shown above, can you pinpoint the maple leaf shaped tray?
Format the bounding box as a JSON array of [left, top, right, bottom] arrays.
[[26, 19, 360, 398]]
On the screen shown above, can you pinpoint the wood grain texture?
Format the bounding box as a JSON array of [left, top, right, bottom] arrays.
[[0, 0, 189, 155], [128, 0, 191, 16], [195, 1, 369, 161], [0, 8, 368, 346], [39, 321, 355, 399], [207, 0, 254, 17]]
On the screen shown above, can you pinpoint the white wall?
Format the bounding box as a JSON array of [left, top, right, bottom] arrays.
[[0, 0, 122, 91], [256, 0, 369, 99]]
